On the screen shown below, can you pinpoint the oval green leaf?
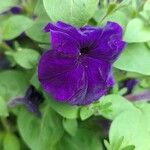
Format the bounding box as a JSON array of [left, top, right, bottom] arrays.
[[45, 94, 79, 119], [12, 48, 40, 69], [124, 18, 150, 43], [43, 0, 98, 26], [109, 104, 150, 150], [115, 43, 150, 75], [1, 15, 33, 40], [18, 106, 63, 150]]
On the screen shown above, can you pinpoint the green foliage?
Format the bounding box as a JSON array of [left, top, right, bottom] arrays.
[[109, 104, 150, 150], [1, 0, 150, 150], [0, 0, 18, 13], [43, 0, 99, 26], [3, 132, 20, 150], [0, 70, 28, 100], [80, 106, 93, 120], [124, 18, 150, 43], [45, 94, 79, 119], [30, 71, 40, 88], [0, 97, 8, 117], [63, 118, 78, 136], [1, 15, 33, 40], [18, 106, 64, 150], [98, 94, 136, 120], [104, 138, 135, 150], [95, 8, 128, 27], [26, 19, 50, 43], [58, 129, 103, 150], [7, 48, 40, 69], [34, 0, 50, 19], [80, 94, 136, 120], [115, 43, 150, 75]]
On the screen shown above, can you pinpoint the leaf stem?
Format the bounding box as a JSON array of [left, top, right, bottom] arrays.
[[0, 118, 10, 131], [126, 90, 150, 101]]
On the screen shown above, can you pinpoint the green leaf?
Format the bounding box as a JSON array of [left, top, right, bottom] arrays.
[[80, 94, 135, 120], [18, 106, 64, 150], [99, 94, 136, 120], [38, 43, 50, 50], [12, 48, 40, 69], [45, 94, 79, 119], [1, 15, 33, 40], [80, 106, 93, 120], [0, 0, 18, 13], [113, 136, 124, 150], [26, 19, 50, 43], [0, 132, 4, 150], [121, 145, 135, 150], [3, 132, 20, 150], [0, 70, 28, 100], [94, 8, 128, 27], [104, 139, 111, 150], [63, 119, 77, 136], [30, 71, 40, 89], [58, 129, 103, 150], [124, 18, 150, 42], [139, 0, 150, 21], [34, 0, 50, 19], [107, 3, 117, 15], [109, 104, 150, 150], [131, 0, 144, 11], [0, 97, 8, 117], [43, 0, 99, 26], [104, 137, 135, 150], [115, 43, 150, 75], [143, 0, 150, 12]]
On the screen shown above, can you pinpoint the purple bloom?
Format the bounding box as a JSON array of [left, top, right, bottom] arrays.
[[1, 6, 22, 15], [0, 53, 10, 69], [9, 85, 44, 117], [10, 6, 22, 14], [38, 21, 126, 105], [120, 78, 139, 95]]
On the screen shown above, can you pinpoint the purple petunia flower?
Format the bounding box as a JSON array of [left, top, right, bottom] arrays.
[[8, 85, 44, 117], [120, 78, 139, 96], [10, 6, 22, 14], [0, 53, 10, 69], [38, 21, 126, 105], [1, 6, 22, 15]]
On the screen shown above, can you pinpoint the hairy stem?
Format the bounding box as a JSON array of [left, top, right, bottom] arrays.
[[126, 90, 150, 101]]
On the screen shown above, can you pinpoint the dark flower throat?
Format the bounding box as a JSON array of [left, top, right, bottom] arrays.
[[80, 47, 90, 55]]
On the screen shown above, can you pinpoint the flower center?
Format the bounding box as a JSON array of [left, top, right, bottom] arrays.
[[80, 47, 90, 55]]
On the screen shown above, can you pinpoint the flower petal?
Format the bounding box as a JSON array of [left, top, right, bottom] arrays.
[[80, 57, 112, 105], [40, 63, 86, 102], [38, 50, 87, 104], [44, 21, 80, 40], [87, 22, 126, 63], [38, 21, 126, 106], [79, 27, 103, 50], [50, 30, 80, 55], [38, 50, 78, 81]]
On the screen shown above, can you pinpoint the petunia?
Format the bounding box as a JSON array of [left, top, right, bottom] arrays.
[[0, 53, 10, 69], [1, 6, 22, 15], [8, 85, 44, 117], [38, 21, 126, 105], [10, 6, 22, 14], [120, 78, 139, 96]]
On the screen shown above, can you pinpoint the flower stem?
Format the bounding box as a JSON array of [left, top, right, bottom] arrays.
[[0, 118, 10, 131], [126, 90, 150, 101]]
